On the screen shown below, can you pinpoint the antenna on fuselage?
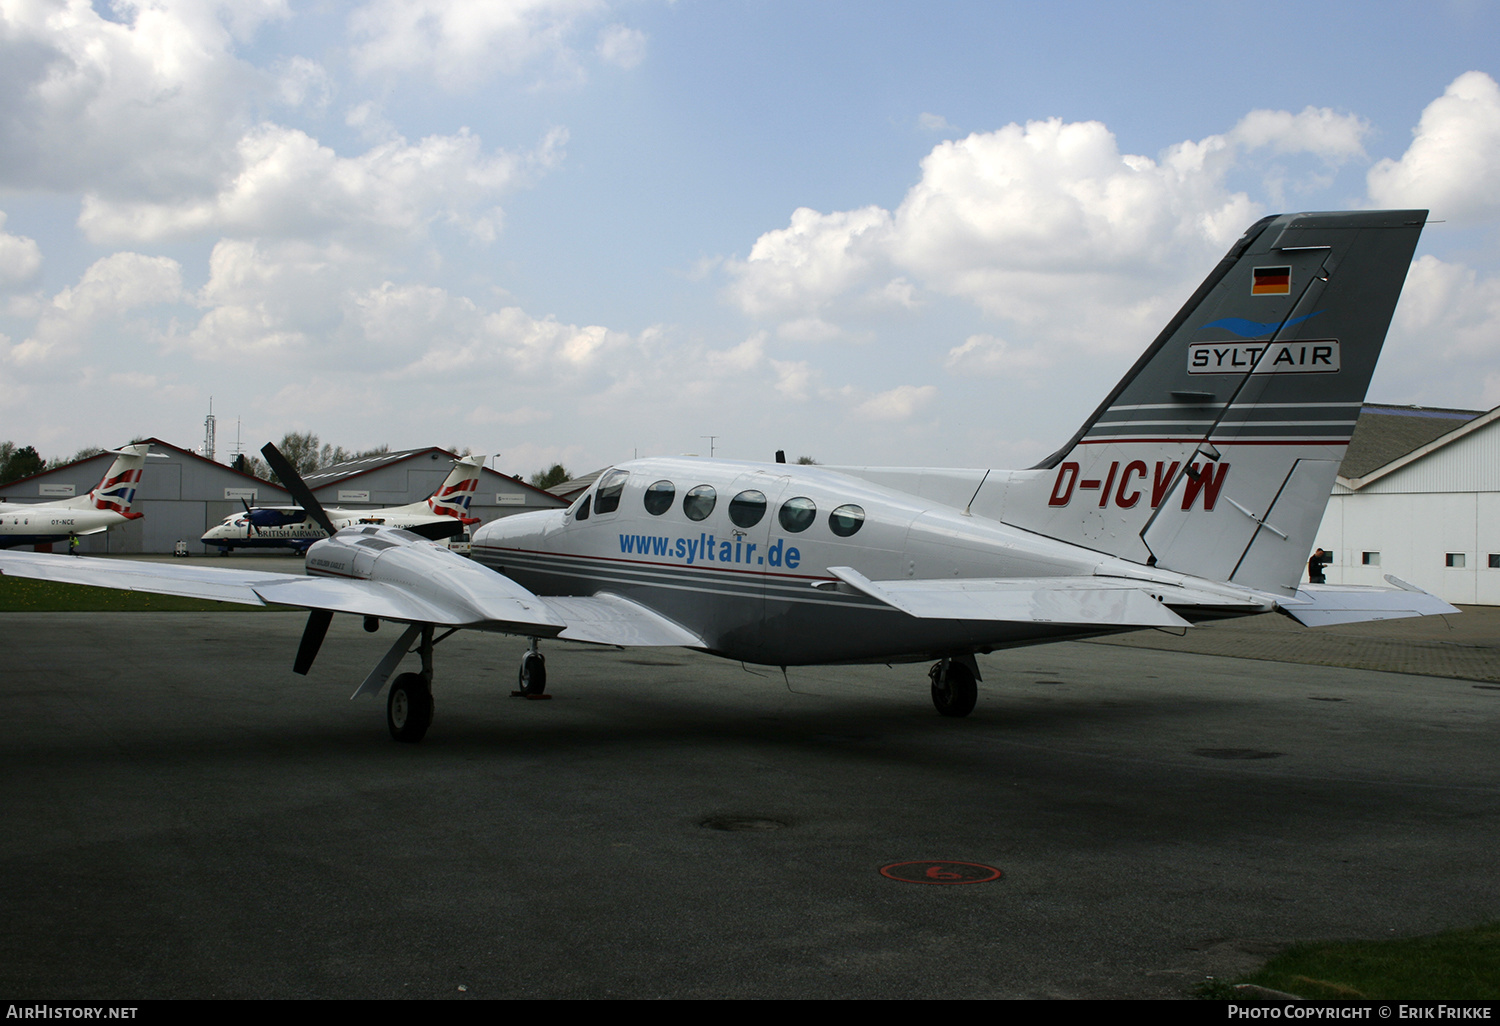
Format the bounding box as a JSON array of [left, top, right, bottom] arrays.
[[962, 469, 991, 517]]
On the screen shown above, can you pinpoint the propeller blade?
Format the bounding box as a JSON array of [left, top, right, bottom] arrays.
[[261, 443, 337, 537], [406, 520, 466, 541], [240, 497, 257, 536], [293, 609, 333, 676]]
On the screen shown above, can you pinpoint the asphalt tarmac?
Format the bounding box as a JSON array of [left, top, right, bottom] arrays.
[[3, 604, 1499, 998]]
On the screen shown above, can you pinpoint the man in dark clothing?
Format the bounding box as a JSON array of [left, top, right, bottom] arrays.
[[1308, 548, 1331, 584]]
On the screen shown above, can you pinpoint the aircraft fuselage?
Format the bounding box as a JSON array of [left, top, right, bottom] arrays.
[[0, 503, 138, 548], [473, 456, 1126, 665]]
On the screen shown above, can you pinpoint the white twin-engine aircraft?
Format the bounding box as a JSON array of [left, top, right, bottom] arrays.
[[0, 444, 151, 549], [200, 454, 486, 552], [0, 210, 1457, 743]]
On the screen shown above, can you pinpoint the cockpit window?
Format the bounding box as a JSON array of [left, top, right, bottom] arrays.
[[778, 496, 816, 533], [575, 495, 591, 521], [644, 480, 675, 516], [829, 504, 865, 537], [728, 490, 767, 528], [683, 485, 716, 522], [595, 469, 629, 515]]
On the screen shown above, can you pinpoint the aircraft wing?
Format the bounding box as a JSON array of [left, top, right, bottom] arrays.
[[0, 549, 285, 605], [1277, 575, 1459, 627], [824, 566, 1192, 628], [544, 594, 706, 647], [0, 549, 565, 634], [0, 550, 699, 643]]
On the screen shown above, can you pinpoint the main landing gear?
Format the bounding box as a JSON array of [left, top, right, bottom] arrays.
[[929, 657, 978, 718], [513, 638, 549, 699], [388, 672, 434, 742], [385, 624, 439, 743]]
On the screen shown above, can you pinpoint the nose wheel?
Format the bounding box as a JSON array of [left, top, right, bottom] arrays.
[[929, 659, 977, 718], [513, 645, 549, 698]]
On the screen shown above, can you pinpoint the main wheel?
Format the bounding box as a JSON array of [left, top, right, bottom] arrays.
[[517, 651, 547, 696], [929, 660, 977, 718], [388, 672, 434, 742]]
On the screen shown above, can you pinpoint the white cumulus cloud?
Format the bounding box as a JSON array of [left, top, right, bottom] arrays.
[[596, 23, 645, 69], [350, 0, 609, 89], [0, 212, 43, 289], [77, 123, 561, 244], [725, 105, 1380, 360], [6, 252, 183, 365], [1368, 71, 1500, 225], [0, 0, 281, 197]]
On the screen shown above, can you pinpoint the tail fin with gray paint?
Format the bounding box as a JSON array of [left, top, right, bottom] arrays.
[[999, 210, 1426, 596]]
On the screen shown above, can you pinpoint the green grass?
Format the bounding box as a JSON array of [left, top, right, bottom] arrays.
[[1204, 923, 1500, 1000], [0, 575, 290, 612]]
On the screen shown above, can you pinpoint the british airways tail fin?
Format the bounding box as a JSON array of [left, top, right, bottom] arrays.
[[385, 454, 484, 522], [63, 443, 151, 515], [1006, 210, 1426, 596]]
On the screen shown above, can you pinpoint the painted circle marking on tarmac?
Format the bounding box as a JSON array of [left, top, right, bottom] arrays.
[[879, 861, 1003, 885]]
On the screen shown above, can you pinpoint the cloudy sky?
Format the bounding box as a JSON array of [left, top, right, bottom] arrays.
[[3, 1, 1499, 477]]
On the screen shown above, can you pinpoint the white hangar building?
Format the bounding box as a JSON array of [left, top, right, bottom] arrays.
[[300, 448, 567, 529], [0, 441, 565, 555], [0, 438, 292, 555], [1314, 403, 1500, 605]]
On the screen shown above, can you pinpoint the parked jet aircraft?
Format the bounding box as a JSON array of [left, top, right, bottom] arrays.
[[0, 211, 1457, 743], [201, 454, 485, 552], [0, 444, 151, 549]]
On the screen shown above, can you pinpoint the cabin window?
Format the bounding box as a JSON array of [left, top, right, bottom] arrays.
[[729, 490, 767, 528], [1490, 554, 1500, 569], [829, 504, 865, 538], [595, 469, 629, 515], [1446, 552, 1466, 568], [683, 485, 716, 522], [575, 495, 591, 521], [644, 480, 675, 516], [778, 496, 816, 533], [1361, 551, 1380, 566]]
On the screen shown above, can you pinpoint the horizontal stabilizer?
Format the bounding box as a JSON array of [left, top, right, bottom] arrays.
[[1280, 575, 1459, 627], [825, 567, 1190, 629], [544, 594, 706, 647]]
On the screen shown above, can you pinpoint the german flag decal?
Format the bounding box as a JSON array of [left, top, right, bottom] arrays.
[[1252, 266, 1292, 295]]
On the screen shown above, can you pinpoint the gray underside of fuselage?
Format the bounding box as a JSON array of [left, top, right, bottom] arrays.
[[476, 548, 1126, 665]]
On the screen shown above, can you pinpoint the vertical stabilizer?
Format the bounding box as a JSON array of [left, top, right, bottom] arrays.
[[405, 454, 485, 522], [1001, 210, 1426, 595], [65, 444, 151, 514]]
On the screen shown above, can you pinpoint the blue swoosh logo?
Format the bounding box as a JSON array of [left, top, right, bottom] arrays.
[[1200, 312, 1322, 338]]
